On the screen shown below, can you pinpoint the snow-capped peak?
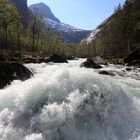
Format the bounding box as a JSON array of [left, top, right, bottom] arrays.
[[29, 2, 90, 43]]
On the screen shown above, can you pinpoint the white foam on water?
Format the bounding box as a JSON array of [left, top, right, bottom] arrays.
[[0, 59, 140, 140]]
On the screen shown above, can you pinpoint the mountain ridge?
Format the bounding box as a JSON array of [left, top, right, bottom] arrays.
[[29, 2, 91, 44], [11, 0, 30, 26], [81, 13, 119, 44], [29, 2, 60, 23]]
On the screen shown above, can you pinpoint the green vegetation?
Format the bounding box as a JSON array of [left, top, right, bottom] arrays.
[[0, 0, 90, 59], [0, 0, 140, 61], [87, 0, 140, 59]]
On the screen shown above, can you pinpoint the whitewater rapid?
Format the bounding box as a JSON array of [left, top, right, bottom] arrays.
[[0, 59, 140, 140]]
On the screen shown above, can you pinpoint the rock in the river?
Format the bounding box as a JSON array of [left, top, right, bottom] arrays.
[[0, 62, 33, 89], [125, 67, 132, 71], [93, 56, 107, 65], [66, 55, 75, 60], [99, 70, 115, 76], [80, 58, 102, 69], [46, 54, 68, 63], [124, 47, 140, 66]]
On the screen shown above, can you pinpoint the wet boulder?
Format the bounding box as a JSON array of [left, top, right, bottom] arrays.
[[93, 56, 107, 65], [66, 55, 75, 60], [0, 62, 33, 89], [46, 54, 68, 63], [124, 47, 140, 66], [98, 70, 115, 76], [125, 67, 132, 71], [80, 58, 102, 69]]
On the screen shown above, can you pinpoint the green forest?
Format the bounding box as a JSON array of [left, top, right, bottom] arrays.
[[88, 0, 140, 59], [0, 0, 85, 59], [0, 0, 140, 61]]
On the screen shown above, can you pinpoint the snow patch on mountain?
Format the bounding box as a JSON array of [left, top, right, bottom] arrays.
[[44, 18, 84, 33], [82, 14, 116, 44], [81, 28, 101, 43], [29, 2, 90, 43]]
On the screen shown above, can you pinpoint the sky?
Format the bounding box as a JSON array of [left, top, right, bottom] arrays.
[[28, 0, 126, 30]]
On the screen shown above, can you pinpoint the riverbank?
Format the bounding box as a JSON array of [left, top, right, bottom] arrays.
[[0, 48, 139, 89]]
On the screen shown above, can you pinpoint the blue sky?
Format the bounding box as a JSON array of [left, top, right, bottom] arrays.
[[28, 0, 126, 30]]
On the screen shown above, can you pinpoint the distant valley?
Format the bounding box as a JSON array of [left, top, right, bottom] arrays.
[[29, 3, 91, 44]]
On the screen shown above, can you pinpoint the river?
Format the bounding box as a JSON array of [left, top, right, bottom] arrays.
[[0, 59, 140, 140]]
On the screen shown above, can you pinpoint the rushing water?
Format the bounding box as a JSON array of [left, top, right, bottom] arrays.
[[0, 59, 140, 140]]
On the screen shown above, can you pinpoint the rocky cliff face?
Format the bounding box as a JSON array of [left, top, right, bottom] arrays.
[[11, 0, 30, 26], [11, 0, 28, 12], [29, 2, 60, 23], [81, 15, 114, 44]]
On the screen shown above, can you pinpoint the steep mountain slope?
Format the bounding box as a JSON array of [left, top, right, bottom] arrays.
[[11, 0, 30, 26], [29, 2, 60, 23], [82, 0, 140, 59], [29, 3, 90, 44], [81, 15, 114, 44], [11, 0, 28, 12]]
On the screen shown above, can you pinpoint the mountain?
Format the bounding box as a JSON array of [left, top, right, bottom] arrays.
[[81, 15, 113, 44], [82, 0, 140, 59], [11, 0, 28, 12], [10, 0, 30, 26], [29, 3, 90, 44], [29, 2, 60, 23]]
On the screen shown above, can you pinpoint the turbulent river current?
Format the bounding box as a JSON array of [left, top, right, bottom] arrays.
[[0, 59, 140, 140]]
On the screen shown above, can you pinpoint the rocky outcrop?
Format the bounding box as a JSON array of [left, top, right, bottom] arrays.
[[46, 54, 68, 63], [29, 2, 60, 23], [80, 58, 102, 69], [124, 47, 140, 66], [19, 54, 68, 63], [0, 62, 33, 89], [98, 70, 115, 76], [11, 0, 30, 27], [93, 56, 107, 65], [81, 12, 118, 44], [11, 0, 28, 12], [66, 55, 75, 60]]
